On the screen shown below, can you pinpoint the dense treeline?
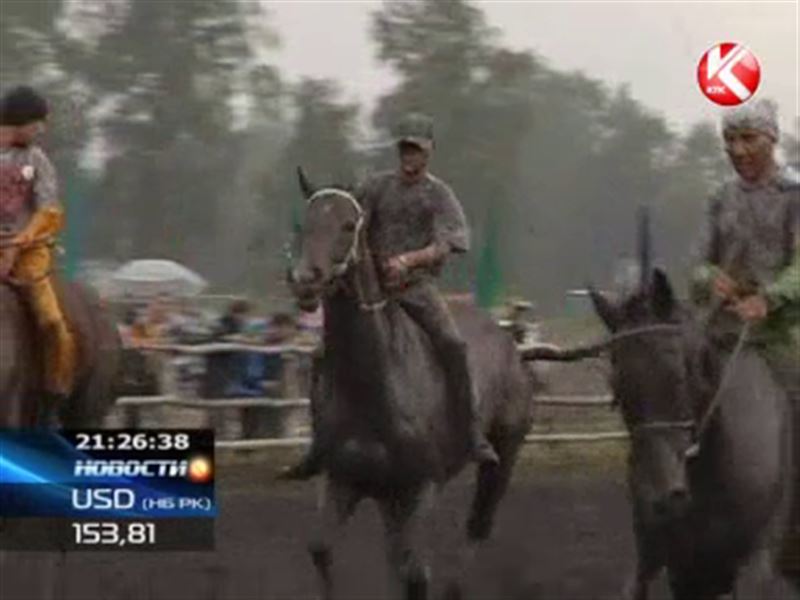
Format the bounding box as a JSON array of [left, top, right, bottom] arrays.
[[2, 0, 797, 313]]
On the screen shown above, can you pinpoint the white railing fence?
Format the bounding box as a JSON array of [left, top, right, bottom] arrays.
[[118, 342, 624, 450]]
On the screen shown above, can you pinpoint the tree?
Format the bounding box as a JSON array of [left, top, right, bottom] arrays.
[[371, 0, 692, 312], [372, 0, 539, 293], [2, 0, 284, 290], [655, 121, 727, 287], [255, 78, 361, 303], [1, 0, 100, 274]]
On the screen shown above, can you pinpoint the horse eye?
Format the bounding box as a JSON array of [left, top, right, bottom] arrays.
[[342, 221, 356, 233]]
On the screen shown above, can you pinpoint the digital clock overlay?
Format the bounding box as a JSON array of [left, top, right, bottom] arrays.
[[0, 429, 215, 551]]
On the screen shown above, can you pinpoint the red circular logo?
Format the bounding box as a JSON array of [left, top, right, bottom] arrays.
[[697, 43, 761, 106]]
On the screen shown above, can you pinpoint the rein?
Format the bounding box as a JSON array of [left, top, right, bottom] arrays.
[[307, 188, 364, 277], [608, 321, 750, 454], [685, 322, 750, 457]]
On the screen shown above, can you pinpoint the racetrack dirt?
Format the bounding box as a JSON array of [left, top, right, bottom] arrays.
[[2, 344, 795, 600], [2, 449, 796, 600]]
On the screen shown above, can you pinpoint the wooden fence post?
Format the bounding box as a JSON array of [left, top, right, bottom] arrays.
[[277, 352, 306, 438]]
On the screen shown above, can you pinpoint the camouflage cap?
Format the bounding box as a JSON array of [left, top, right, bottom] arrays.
[[394, 112, 434, 151], [722, 98, 779, 141]]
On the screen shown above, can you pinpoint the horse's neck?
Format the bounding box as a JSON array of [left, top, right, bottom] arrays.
[[690, 337, 788, 505], [323, 245, 392, 387], [351, 232, 384, 309]]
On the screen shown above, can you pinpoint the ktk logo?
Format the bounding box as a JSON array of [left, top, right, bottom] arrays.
[[697, 43, 761, 106]]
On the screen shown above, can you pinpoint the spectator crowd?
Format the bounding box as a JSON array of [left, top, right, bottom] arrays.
[[116, 295, 321, 400]]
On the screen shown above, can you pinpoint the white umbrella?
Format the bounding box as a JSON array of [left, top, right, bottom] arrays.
[[110, 259, 208, 298]]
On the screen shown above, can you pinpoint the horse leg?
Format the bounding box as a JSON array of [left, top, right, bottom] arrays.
[[309, 477, 360, 600], [736, 543, 785, 599], [668, 568, 737, 600], [438, 435, 521, 600], [466, 433, 520, 542], [623, 561, 662, 600], [379, 484, 436, 600]]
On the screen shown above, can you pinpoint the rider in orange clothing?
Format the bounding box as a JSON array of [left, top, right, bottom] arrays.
[[0, 86, 76, 423]]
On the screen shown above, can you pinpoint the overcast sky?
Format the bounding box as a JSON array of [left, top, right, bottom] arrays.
[[264, 1, 798, 135]]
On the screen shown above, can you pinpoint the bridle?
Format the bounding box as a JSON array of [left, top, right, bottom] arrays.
[[304, 188, 386, 312], [307, 188, 365, 277], [607, 324, 696, 435], [607, 321, 750, 457]]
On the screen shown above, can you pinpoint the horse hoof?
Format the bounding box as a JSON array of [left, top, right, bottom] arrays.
[[622, 581, 646, 600], [276, 462, 319, 482], [441, 581, 463, 600]]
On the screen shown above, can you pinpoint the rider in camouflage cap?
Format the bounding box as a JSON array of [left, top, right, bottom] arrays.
[[281, 111, 501, 480], [393, 112, 434, 152]]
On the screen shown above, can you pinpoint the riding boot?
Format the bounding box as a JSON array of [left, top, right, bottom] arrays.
[[37, 392, 65, 429], [449, 348, 499, 465]]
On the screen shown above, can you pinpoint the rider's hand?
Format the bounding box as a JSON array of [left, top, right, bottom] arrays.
[[12, 230, 34, 247], [382, 255, 410, 288], [712, 270, 738, 302], [730, 294, 769, 322]]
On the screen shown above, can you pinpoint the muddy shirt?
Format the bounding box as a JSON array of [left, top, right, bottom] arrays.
[[0, 145, 59, 236], [693, 166, 800, 347], [697, 166, 799, 289], [358, 171, 469, 281]]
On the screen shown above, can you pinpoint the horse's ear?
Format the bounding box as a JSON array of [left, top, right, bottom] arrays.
[[650, 268, 675, 319], [588, 285, 619, 331], [297, 166, 315, 199]]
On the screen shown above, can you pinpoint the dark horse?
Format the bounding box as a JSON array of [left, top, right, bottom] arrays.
[[288, 172, 534, 600], [0, 279, 120, 428], [588, 270, 796, 599], [0, 279, 120, 599]]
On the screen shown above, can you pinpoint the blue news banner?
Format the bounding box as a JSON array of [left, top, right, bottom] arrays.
[[0, 429, 215, 551]]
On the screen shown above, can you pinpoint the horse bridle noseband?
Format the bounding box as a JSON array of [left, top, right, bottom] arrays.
[[305, 188, 386, 312], [608, 321, 750, 457], [307, 188, 364, 276]]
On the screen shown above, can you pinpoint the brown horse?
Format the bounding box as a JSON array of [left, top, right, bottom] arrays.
[[0, 279, 120, 428], [0, 279, 120, 600]]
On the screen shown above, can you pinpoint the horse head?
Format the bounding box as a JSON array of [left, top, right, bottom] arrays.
[[289, 167, 364, 313], [590, 268, 699, 524]]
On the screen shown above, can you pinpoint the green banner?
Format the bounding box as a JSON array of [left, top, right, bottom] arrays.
[[475, 210, 503, 309], [62, 170, 86, 281]]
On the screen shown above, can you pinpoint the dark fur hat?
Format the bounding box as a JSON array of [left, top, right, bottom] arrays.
[[0, 86, 49, 126]]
